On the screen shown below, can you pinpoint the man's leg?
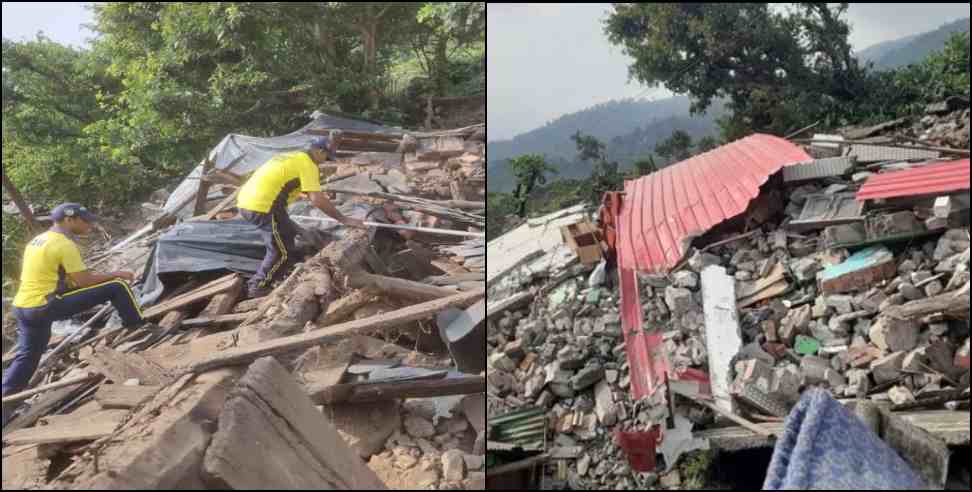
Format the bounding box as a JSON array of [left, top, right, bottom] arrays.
[[242, 209, 287, 297], [2, 308, 53, 397], [49, 280, 145, 329]]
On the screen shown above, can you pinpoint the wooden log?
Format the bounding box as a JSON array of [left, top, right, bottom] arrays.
[[1, 373, 101, 405], [199, 280, 244, 318], [486, 291, 532, 319], [3, 383, 98, 434], [3, 410, 128, 446], [202, 357, 387, 490], [190, 290, 485, 373], [349, 273, 457, 302], [312, 376, 486, 405], [883, 283, 971, 320], [85, 347, 170, 386], [318, 290, 378, 327], [142, 274, 242, 320], [159, 311, 188, 333], [193, 159, 215, 217], [94, 385, 161, 410]]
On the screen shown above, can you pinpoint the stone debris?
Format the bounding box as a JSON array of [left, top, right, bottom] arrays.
[[484, 106, 969, 489]]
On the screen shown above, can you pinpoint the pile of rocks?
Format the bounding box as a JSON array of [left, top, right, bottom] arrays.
[[369, 400, 485, 490]]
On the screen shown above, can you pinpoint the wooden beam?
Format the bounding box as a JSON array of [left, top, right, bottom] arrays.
[[349, 273, 457, 302], [190, 290, 485, 373], [312, 376, 486, 405], [199, 279, 244, 318], [193, 159, 216, 217], [486, 291, 532, 319], [202, 357, 388, 490], [3, 410, 129, 446], [181, 312, 252, 329], [85, 347, 170, 386], [319, 289, 378, 327], [883, 283, 971, 320], [94, 385, 161, 410], [1, 373, 100, 405], [190, 189, 240, 222], [142, 274, 242, 320]]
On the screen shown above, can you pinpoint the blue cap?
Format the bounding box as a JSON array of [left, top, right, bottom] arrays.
[[51, 203, 99, 223], [308, 137, 333, 158]]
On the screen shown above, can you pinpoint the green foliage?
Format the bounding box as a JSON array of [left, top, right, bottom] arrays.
[[571, 132, 624, 202], [655, 130, 694, 163], [696, 136, 720, 153], [509, 154, 557, 217], [1, 217, 27, 299], [605, 3, 866, 137], [633, 155, 659, 177], [486, 192, 517, 241]]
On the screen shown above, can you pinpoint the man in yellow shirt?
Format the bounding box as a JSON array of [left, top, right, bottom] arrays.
[[2, 204, 150, 402], [238, 137, 365, 298]]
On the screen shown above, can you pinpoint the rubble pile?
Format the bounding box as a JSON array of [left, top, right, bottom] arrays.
[[2, 121, 487, 491], [486, 104, 969, 489]]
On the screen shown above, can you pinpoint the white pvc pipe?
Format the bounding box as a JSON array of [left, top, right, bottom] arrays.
[[291, 216, 485, 239]]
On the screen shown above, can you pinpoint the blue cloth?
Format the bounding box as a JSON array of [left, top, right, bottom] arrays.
[[240, 190, 300, 294], [2, 281, 144, 397], [763, 388, 928, 490]]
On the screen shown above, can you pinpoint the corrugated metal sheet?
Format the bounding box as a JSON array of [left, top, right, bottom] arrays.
[[847, 144, 940, 163], [618, 134, 811, 274], [857, 159, 971, 201], [488, 406, 547, 451], [617, 134, 810, 401], [783, 156, 857, 182]]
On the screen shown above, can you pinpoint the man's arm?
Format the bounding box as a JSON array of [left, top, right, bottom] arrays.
[[308, 192, 365, 228], [67, 270, 135, 289]]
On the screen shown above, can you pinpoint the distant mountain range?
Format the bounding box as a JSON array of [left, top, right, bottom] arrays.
[[488, 17, 970, 194], [486, 97, 724, 193], [857, 17, 969, 70]]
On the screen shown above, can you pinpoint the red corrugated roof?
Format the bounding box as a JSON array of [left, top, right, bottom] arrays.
[[856, 159, 971, 201], [616, 134, 810, 401], [618, 134, 811, 274]]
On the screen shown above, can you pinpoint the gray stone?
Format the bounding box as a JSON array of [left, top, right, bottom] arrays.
[[871, 352, 907, 384], [898, 283, 924, 301], [442, 449, 467, 481], [558, 346, 587, 370], [688, 251, 722, 273], [595, 314, 622, 337], [673, 271, 699, 289], [664, 287, 696, 315], [404, 416, 436, 439], [791, 258, 823, 284], [826, 295, 855, 315], [869, 317, 919, 353], [594, 381, 617, 426], [572, 365, 605, 391], [924, 280, 944, 297], [780, 305, 813, 344], [640, 273, 671, 289], [578, 454, 592, 477], [898, 260, 917, 274], [605, 370, 619, 384]]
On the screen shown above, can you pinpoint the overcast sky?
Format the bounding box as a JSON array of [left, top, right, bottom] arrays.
[[488, 3, 970, 142], [1, 2, 93, 48]]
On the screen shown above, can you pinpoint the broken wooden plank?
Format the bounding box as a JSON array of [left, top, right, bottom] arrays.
[[312, 375, 486, 405], [158, 311, 188, 334], [94, 385, 161, 410], [3, 410, 128, 446], [486, 291, 532, 319], [193, 159, 216, 217], [349, 272, 457, 302], [203, 357, 387, 490], [85, 347, 170, 386], [142, 274, 242, 320], [199, 279, 244, 318], [191, 289, 486, 373], [3, 383, 97, 434], [2, 373, 100, 405], [883, 282, 971, 321], [46, 370, 239, 490], [190, 188, 240, 222], [181, 312, 252, 329]]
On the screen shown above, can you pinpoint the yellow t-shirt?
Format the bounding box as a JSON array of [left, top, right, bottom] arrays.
[[237, 152, 322, 213], [13, 231, 87, 309]]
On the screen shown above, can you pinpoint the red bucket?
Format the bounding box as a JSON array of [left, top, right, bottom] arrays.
[[614, 427, 661, 472]]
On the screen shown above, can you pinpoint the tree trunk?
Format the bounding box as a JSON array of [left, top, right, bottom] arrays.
[[433, 36, 449, 97], [1, 165, 41, 234]]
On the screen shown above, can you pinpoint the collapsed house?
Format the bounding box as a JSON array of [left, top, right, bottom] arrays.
[[486, 101, 971, 490], [2, 114, 488, 491]]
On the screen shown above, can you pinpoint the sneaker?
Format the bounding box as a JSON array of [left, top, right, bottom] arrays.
[[247, 286, 273, 300]]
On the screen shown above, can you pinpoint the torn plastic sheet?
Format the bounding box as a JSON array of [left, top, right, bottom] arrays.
[[136, 202, 375, 307]]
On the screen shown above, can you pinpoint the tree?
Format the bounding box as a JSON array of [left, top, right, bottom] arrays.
[[604, 3, 866, 138], [571, 131, 624, 202], [633, 155, 659, 176], [414, 2, 486, 97], [696, 136, 720, 153], [509, 154, 557, 217], [655, 130, 694, 163]]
